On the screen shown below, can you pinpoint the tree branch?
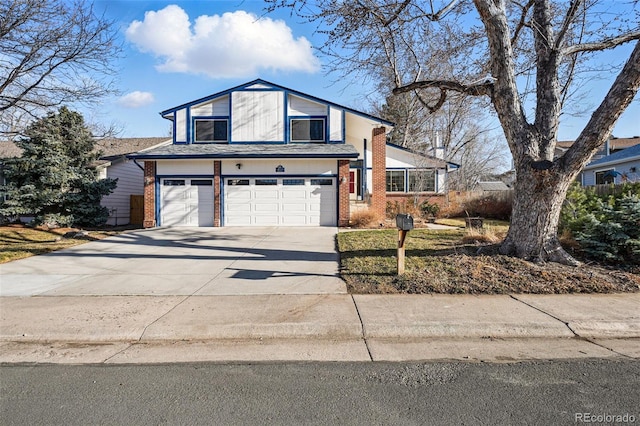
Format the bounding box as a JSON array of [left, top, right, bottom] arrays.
[[564, 30, 640, 55], [511, 0, 534, 46], [383, 0, 412, 26], [393, 79, 493, 97], [562, 40, 640, 172], [554, 0, 583, 50]]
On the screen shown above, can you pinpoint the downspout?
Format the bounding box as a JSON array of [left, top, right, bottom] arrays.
[[133, 158, 145, 172], [363, 138, 368, 200]]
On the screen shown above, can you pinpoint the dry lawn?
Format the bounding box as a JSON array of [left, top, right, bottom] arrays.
[[0, 225, 120, 263], [338, 228, 640, 294]]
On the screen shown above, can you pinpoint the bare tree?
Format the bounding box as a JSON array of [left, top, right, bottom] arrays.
[[0, 0, 120, 136], [268, 0, 640, 264], [376, 90, 508, 190]]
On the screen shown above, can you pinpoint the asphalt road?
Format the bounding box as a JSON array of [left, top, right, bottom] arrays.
[[1, 359, 638, 425]]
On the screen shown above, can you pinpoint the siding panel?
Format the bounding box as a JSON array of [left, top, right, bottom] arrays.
[[101, 160, 145, 226], [232, 91, 283, 142]]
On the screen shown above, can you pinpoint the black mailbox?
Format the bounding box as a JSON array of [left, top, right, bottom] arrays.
[[396, 213, 414, 231]]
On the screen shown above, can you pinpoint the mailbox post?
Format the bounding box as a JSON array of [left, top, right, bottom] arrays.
[[395, 214, 414, 275]]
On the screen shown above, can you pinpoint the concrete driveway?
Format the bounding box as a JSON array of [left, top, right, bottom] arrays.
[[0, 227, 347, 296]]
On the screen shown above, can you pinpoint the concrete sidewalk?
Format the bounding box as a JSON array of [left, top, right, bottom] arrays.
[[1, 293, 638, 364]]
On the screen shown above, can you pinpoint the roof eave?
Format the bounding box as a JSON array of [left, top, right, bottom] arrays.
[[127, 152, 359, 160]]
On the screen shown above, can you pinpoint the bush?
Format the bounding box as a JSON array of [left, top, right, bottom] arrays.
[[350, 209, 383, 228], [560, 182, 640, 264], [462, 193, 512, 220], [419, 200, 440, 218]]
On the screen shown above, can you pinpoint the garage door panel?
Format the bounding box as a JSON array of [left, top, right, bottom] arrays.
[[282, 216, 308, 225], [255, 189, 279, 199], [224, 177, 336, 226], [255, 215, 280, 225], [282, 189, 307, 199], [282, 203, 307, 213]]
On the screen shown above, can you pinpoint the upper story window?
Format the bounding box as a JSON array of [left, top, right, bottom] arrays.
[[290, 118, 325, 142], [194, 119, 228, 143]]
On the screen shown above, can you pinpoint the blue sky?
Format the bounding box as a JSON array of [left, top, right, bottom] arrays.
[[92, 0, 639, 142]]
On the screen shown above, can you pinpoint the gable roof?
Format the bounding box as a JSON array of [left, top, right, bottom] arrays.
[[160, 78, 395, 127], [0, 141, 23, 159], [584, 144, 640, 169], [386, 142, 460, 169], [557, 136, 640, 151], [94, 137, 171, 160], [0, 137, 170, 161]]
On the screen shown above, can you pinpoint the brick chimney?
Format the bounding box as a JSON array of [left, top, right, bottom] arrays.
[[371, 126, 386, 218]]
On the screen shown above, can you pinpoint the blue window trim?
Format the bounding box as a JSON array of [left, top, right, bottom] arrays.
[[381, 167, 440, 193], [159, 79, 394, 127], [289, 115, 327, 143], [191, 116, 229, 143]]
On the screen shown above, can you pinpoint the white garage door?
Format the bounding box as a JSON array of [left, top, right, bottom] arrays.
[[161, 178, 214, 226], [224, 177, 336, 226]]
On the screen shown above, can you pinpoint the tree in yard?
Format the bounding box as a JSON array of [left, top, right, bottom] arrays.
[[0, 107, 117, 227], [375, 90, 508, 191], [268, 0, 640, 264], [0, 0, 120, 136]]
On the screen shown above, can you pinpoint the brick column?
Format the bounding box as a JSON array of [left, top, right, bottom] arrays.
[[371, 126, 387, 217], [338, 159, 350, 227], [214, 161, 221, 227], [143, 161, 156, 228]]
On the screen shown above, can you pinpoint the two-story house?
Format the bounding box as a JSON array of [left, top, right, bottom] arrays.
[[129, 79, 458, 227]]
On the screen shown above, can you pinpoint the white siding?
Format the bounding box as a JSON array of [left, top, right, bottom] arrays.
[[232, 91, 284, 142], [157, 160, 215, 175], [221, 159, 336, 176], [101, 160, 144, 226], [175, 108, 187, 142], [191, 95, 229, 116], [330, 107, 342, 141], [288, 94, 326, 116], [437, 169, 446, 193]]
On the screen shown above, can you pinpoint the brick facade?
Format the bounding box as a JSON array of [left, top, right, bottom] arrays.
[[338, 159, 350, 226], [371, 126, 387, 217], [214, 161, 221, 227], [143, 161, 156, 228]]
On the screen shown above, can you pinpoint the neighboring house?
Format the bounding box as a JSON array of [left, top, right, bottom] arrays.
[[128, 79, 459, 228], [555, 136, 640, 160], [0, 137, 170, 225], [581, 144, 640, 185]]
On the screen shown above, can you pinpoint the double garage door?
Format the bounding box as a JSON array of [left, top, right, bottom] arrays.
[[161, 177, 336, 226], [225, 177, 336, 226]]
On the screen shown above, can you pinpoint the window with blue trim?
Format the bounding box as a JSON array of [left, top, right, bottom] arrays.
[[386, 170, 405, 192], [408, 170, 436, 192], [194, 119, 228, 143], [290, 118, 325, 142]]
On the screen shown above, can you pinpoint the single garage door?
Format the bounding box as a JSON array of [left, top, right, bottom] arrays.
[[224, 177, 336, 226], [161, 178, 214, 226]]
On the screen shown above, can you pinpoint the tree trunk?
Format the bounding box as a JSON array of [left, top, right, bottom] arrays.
[[499, 163, 578, 265]]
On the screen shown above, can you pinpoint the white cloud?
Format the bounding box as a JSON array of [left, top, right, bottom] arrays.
[[125, 7, 320, 78], [117, 91, 155, 108]]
